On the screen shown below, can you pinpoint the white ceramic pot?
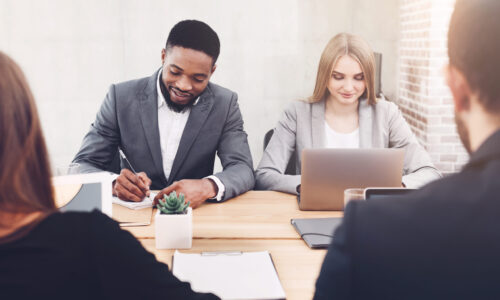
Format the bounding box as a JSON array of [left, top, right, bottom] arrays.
[[155, 207, 192, 249]]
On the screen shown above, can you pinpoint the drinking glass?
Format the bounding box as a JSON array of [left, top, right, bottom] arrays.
[[344, 188, 365, 208]]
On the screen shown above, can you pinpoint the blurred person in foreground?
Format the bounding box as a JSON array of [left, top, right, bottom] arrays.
[[314, 0, 500, 299], [0, 51, 219, 300]]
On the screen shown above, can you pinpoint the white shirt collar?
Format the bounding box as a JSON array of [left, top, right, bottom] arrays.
[[156, 70, 200, 110]]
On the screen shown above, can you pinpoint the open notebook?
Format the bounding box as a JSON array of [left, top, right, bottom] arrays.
[[112, 192, 156, 210], [111, 192, 156, 226]]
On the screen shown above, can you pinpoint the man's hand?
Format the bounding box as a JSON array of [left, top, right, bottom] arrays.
[[113, 169, 152, 202], [154, 179, 218, 209]]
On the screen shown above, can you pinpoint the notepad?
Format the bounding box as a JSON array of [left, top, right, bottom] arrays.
[[112, 192, 156, 210], [172, 250, 286, 300]]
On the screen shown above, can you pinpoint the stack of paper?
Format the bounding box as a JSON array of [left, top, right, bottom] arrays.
[[173, 250, 286, 300], [112, 192, 156, 210], [112, 204, 153, 227]]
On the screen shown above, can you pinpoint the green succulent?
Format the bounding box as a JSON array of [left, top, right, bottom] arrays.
[[157, 191, 190, 214]]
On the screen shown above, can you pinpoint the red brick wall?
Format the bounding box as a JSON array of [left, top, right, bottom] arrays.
[[397, 0, 468, 174]]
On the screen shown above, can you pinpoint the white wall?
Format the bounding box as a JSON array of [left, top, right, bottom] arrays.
[[351, 0, 400, 101], [0, 0, 399, 171]]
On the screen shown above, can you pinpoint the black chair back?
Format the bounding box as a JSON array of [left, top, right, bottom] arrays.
[[263, 129, 297, 175]]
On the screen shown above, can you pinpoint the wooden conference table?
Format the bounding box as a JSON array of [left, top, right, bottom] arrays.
[[121, 191, 342, 300]]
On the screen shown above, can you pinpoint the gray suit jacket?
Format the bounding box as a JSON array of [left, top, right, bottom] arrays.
[[255, 99, 441, 194], [73, 70, 254, 201]]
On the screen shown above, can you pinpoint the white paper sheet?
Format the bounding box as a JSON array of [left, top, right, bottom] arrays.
[[172, 250, 286, 300], [112, 192, 156, 210]]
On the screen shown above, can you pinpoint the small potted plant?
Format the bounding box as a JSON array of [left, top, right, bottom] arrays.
[[155, 191, 192, 249]]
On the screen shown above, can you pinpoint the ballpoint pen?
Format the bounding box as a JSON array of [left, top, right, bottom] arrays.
[[118, 147, 151, 199], [118, 148, 137, 174]]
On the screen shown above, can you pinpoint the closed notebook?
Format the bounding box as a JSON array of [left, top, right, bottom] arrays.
[[291, 217, 343, 249]]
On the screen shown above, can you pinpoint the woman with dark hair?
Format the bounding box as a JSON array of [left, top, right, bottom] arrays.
[[0, 52, 218, 299]]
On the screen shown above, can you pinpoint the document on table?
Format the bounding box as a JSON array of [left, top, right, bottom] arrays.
[[112, 204, 153, 227], [172, 250, 286, 300], [112, 192, 156, 210], [111, 192, 156, 226]]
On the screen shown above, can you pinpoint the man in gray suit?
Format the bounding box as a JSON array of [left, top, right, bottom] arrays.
[[73, 20, 254, 208]]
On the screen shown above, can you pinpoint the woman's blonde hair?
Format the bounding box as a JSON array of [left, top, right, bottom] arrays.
[[309, 33, 377, 105]]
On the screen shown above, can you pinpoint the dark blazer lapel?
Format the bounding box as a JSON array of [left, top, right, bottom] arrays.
[[138, 70, 165, 182], [168, 84, 214, 183]]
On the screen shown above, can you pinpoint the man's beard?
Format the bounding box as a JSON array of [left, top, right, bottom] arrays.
[[159, 73, 196, 113], [455, 111, 472, 154]]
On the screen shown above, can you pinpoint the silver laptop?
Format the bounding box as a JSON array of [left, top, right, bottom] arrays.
[[299, 148, 405, 211]]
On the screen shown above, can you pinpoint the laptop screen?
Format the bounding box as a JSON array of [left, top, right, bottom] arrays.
[[52, 172, 112, 216]]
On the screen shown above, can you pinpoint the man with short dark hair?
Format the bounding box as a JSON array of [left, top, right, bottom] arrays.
[[314, 0, 500, 298], [73, 20, 254, 207]]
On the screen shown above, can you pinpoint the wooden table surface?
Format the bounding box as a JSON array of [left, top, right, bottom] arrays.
[[124, 191, 342, 240], [119, 191, 341, 300]]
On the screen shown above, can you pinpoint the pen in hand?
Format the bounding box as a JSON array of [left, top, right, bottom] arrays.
[[117, 148, 151, 201]]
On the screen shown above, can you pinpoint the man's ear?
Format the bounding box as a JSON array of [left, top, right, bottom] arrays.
[[445, 64, 471, 112], [211, 64, 217, 75], [161, 48, 167, 65]]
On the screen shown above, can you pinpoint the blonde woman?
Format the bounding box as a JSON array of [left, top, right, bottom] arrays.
[[255, 33, 441, 194]]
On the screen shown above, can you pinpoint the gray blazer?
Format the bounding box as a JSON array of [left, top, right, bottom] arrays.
[[255, 99, 441, 194], [73, 70, 254, 201]]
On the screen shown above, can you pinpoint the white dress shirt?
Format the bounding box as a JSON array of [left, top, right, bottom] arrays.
[[324, 121, 360, 148], [156, 72, 225, 200]]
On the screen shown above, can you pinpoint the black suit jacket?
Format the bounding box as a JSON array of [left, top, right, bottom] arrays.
[[314, 129, 500, 299], [73, 70, 254, 200]]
